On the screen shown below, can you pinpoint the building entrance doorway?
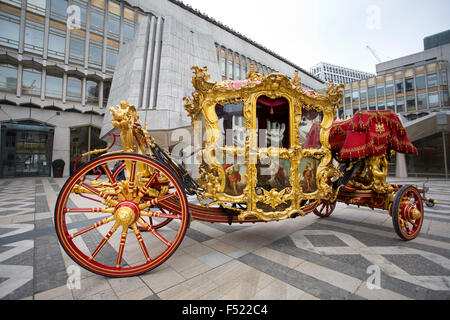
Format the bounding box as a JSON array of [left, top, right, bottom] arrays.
[[1, 120, 54, 178]]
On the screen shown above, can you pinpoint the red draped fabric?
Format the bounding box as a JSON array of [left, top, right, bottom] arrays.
[[257, 96, 288, 107], [329, 110, 417, 160]]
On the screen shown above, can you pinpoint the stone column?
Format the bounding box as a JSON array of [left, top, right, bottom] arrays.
[[396, 153, 408, 178]]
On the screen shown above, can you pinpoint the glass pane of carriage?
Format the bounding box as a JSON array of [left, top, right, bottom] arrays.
[[214, 97, 323, 199]]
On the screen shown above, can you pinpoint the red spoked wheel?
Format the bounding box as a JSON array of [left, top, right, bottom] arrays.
[[54, 153, 190, 277], [391, 185, 423, 241], [313, 200, 336, 218]]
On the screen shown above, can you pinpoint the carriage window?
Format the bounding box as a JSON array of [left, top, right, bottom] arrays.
[[299, 107, 323, 149], [215, 102, 245, 148], [256, 96, 290, 148]]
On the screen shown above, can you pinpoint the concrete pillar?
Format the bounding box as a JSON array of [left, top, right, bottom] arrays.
[[142, 15, 157, 109], [396, 153, 408, 178], [149, 17, 163, 109]]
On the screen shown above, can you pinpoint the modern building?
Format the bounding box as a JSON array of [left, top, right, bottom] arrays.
[[339, 31, 450, 178], [0, 0, 325, 178], [310, 61, 375, 84]]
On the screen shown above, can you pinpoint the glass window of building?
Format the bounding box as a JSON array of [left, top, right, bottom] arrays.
[[386, 98, 394, 111], [405, 78, 414, 92], [1, 0, 21, 9], [220, 48, 226, 78], [88, 39, 103, 68], [396, 98, 405, 113], [90, 9, 104, 33], [70, 126, 106, 169], [360, 86, 367, 101], [377, 98, 385, 110], [415, 74, 426, 90], [406, 95, 416, 111], [106, 47, 118, 71], [67, 77, 82, 102], [86, 80, 99, 104], [235, 56, 241, 80], [352, 89, 359, 102], [48, 21, 67, 60], [0, 9, 20, 49], [344, 90, 351, 104], [441, 91, 449, 105], [103, 80, 111, 106], [50, 0, 67, 18], [428, 92, 439, 107], [427, 73, 438, 88], [123, 23, 135, 43], [22, 68, 42, 96], [45, 73, 63, 99], [417, 93, 427, 110], [368, 86, 375, 99], [69, 36, 85, 64], [24, 19, 45, 55], [227, 52, 233, 79], [395, 78, 404, 94], [107, 13, 120, 37], [0, 64, 17, 92], [369, 101, 376, 110], [442, 69, 448, 85], [27, 0, 46, 15], [385, 81, 394, 96], [376, 83, 384, 97]]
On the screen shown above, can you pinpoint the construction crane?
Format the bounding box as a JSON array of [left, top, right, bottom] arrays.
[[366, 45, 382, 63]]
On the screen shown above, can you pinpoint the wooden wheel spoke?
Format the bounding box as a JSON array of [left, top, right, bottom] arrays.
[[140, 210, 181, 220], [139, 192, 178, 209], [69, 215, 115, 239], [131, 224, 152, 263], [89, 222, 119, 261], [137, 218, 172, 247], [102, 164, 126, 201], [116, 229, 128, 268], [64, 207, 115, 214]]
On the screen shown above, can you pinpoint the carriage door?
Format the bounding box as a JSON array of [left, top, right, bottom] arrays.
[[252, 95, 293, 213]]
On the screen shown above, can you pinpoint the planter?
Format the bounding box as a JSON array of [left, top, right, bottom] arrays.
[[52, 159, 65, 178]]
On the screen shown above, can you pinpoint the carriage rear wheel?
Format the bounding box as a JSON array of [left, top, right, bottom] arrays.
[[313, 200, 336, 218], [391, 185, 423, 241], [54, 153, 190, 277]]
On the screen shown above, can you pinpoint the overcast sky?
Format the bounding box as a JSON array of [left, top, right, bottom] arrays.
[[180, 0, 450, 74]]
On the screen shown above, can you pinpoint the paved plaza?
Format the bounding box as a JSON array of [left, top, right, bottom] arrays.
[[0, 176, 449, 300]]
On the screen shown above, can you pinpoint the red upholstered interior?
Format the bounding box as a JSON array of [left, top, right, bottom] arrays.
[[329, 110, 418, 160]]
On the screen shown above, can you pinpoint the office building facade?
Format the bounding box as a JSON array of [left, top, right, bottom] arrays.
[[0, 0, 324, 178], [310, 61, 375, 84]]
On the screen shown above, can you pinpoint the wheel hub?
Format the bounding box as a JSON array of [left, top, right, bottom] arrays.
[[114, 201, 140, 228]]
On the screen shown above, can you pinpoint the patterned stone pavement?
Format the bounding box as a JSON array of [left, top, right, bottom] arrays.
[[0, 177, 449, 300]]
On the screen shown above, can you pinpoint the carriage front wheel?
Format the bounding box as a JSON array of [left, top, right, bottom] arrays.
[[391, 185, 423, 241], [54, 153, 190, 277]]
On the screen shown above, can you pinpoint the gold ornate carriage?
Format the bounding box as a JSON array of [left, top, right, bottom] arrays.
[[54, 65, 436, 277]]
